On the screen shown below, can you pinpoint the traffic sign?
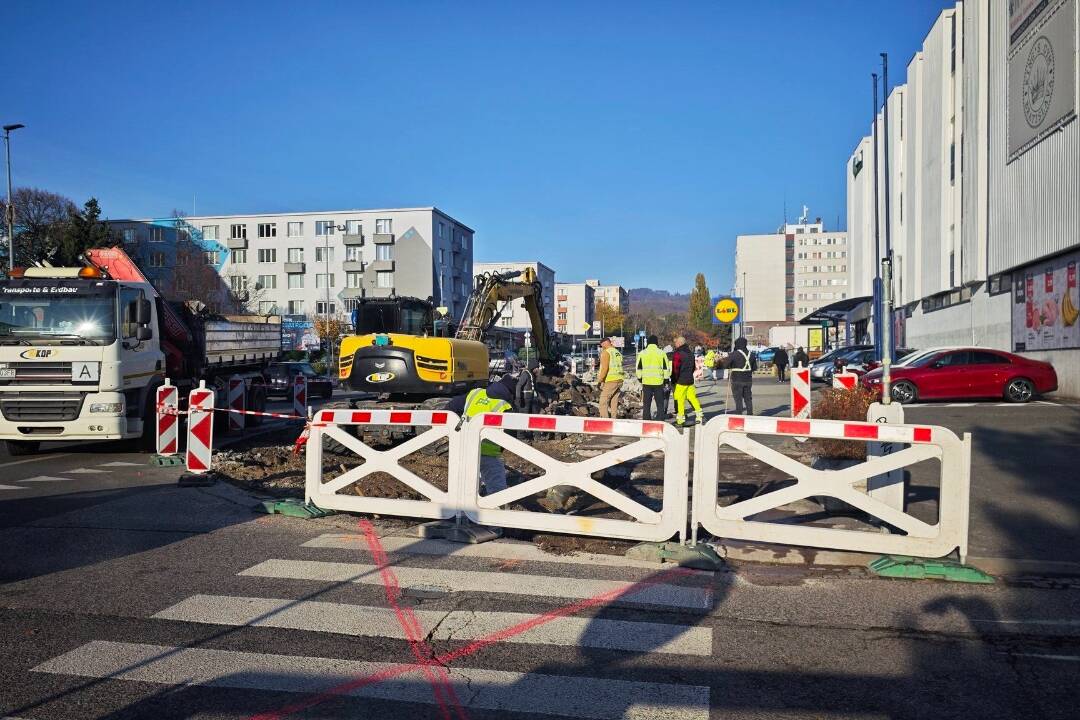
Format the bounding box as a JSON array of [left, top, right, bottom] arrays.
[[580, 322, 591, 333], [712, 296, 741, 324]]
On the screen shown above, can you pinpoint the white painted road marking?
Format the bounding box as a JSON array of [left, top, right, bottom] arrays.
[[19, 476, 74, 483], [0, 452, 73, 469], [98, 461, 142, 467], [305, 533, 715, 574], [1009, 653, 1080, 662], [153, 594, 712, 656], [240, 559, 713, 611], [65, 468, 108, 474], [34, 641, 711, 720], [0, 484, 23, 490]]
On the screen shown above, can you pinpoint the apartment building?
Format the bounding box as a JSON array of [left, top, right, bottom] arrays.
[[847, 0, 1079, 395], [554, 282, 596, 337], [585, 279, 630, 314], [473, 261, 556, 332], [112, 207, 474, 322]]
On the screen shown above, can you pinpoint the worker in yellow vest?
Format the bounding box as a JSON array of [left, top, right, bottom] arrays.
[[635, 334, 670, 420], [449, 374, 517, 494], [596, 337, 624, 418], [703, 348, 716, 383]]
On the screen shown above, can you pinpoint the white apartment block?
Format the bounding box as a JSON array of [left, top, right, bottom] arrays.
[[473, 261, 556, 332], [112, 207, 474, 322], [846, 0, 1079, 395], [585, 279, 630, 314], [555, 282, 596, 337]]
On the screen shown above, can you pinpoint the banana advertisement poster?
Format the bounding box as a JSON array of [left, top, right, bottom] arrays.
[[1013, 249, 1080, 352]]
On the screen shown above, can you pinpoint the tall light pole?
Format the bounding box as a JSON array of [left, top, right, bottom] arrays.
[[4, 123, 25, 272]]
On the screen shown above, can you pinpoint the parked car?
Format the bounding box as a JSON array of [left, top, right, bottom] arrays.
[[756, 347, 777, 364], [860, 347, 1057, 403], [808, 344, 874, 382], [825, 347, 917, 382], [265, 362, 334, 399]]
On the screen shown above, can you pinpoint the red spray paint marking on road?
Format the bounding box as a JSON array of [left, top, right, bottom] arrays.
[[248, 538, 696, 720]]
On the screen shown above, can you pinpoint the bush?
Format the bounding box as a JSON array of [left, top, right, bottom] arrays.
[[311, 361, 328, 376], [811, 387, 876, 460]]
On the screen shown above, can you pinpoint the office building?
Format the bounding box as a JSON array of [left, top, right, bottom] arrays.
[[112, 207, 474, 322], [555, 282, 596, 337], [473, 261, 556, 332], [585, 279, 630, 314], [847, 0, 1079, 396]]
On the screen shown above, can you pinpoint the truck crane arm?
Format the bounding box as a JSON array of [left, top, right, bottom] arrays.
[[456, 268, 555, 363]]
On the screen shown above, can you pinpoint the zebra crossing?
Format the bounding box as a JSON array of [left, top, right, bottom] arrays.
[[29, 530, 716, 719], [0, 459, 143, 490]]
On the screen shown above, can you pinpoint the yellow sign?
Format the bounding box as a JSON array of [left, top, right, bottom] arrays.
[[713, 298, 740, 324], [581, 322, 591, 332]]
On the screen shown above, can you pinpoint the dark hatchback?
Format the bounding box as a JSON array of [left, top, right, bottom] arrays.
[[265, 362, 333, 399]]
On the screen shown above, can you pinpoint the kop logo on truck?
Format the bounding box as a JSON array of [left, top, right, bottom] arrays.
[[366, 371, 395, 383], [19, 349, 57, 359]]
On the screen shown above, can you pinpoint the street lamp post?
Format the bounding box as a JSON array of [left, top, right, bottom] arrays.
[[4, 123, 26, 272]]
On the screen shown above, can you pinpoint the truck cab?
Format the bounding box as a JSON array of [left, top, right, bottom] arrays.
[[0, 266, 161, 454]]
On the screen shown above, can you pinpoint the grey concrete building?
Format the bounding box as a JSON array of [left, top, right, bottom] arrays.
[[585, 279, 630, 314]]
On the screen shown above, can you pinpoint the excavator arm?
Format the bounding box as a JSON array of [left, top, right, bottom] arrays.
[[456, 268, 555, 363]]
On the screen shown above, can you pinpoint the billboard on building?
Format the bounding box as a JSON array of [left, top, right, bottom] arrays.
[[282, 315, 320, 352], [1012, 248, 1080, 352], [1008, 0, 1077, 162]]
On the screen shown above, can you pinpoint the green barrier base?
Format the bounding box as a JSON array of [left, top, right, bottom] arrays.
[[151, 455, 184, 467], [254, 498, 336, 519], [177, 473, 216, 487], [869, 555, 995, 584], [626, 541, 725, 571]]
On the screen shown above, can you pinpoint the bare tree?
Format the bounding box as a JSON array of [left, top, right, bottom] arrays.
[[0, 187, 77, 265]]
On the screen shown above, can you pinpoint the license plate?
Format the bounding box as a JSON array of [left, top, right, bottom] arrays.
[[0, 369, 15, 378]]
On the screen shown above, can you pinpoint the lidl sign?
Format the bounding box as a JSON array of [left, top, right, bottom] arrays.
[[712, 296, 742, 324]]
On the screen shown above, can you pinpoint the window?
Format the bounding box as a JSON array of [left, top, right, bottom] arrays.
[[258, 301, 277, 315], [376, 271, 393, 288], [376, 244, 393, 261], [149, 251, 166, 267], [287, 274, 304, 289], [949, 142, 956, 184], [287, 247, 303, 263], [229, 275, 248, 293], [315, 220, 335, 236], [122, 228, 136, 243], [287, 221, 303, 237], [175, 276, 187, 292], [232, 249, 247, 264], [971, 351, 1009, 365], [150, 227, 164, 242], [345, 245, 362, 262], [460, 233, 468, 249], [258, 248, 277, 263], [438, 221, 446, 240], [230, 224, 247, 240], [347, 272, 363, 288], [345, 220, 362, 235], [287, 300, 304, 315], [203, 251, 219, 265], [257, 274, 276, 290], [315, 273, 335, 288], [258, 223, 277, 238], [316, 301, 336, 315], [315, 246, 334, 263], [375, 218, 392, 234], [200, 225, 219, 240], [439, 249, 445, 263]]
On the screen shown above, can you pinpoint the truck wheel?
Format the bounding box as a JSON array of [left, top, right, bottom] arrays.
[[6, 440, 40, 456], [138, 396, 158, 452], [247, 386, 267, 427]]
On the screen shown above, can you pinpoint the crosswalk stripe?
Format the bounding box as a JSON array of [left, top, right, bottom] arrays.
[[0, 484, 23, 490], [34, 641, 710, 720], [240, 559, 712, 611], [153, 594, 712, 656], [98, 461, 142, 467], [18, 476, 72, 483], [305, 533, 715, 574], [64, 468, 107, 474]]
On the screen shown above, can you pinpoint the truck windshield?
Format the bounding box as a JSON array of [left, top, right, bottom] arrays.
[[0, 279, 117, 345]]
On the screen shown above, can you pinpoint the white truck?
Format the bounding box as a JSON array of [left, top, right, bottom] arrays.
[[0, 248, 281, 455]]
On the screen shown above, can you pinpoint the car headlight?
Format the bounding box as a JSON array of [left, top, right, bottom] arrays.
[[868, 378, 882, 385], [89, 402, 124, 414]]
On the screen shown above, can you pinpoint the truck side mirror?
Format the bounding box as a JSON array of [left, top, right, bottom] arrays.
[[135, 298, 152, 325], [136, 326, 153, 341]]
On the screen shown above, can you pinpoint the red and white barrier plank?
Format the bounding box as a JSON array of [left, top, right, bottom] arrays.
[[186, 383, 215, 474], [790, 367, 811, 419], [717, 414, 933, 444], [833, 372, 858, 390], [155, 381, 179, 455]]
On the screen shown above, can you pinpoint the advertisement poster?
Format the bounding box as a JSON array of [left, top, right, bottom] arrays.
[[281, 315, 321, 352], [1012, 249, 1080, 351]]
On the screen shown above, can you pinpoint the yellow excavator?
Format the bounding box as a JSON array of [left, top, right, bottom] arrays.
[[337, 268, 554, 398]]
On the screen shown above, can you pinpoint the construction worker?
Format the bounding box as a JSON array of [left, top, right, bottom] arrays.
[[725, 336, 756, 414], [635, 334, 670, 421], [671, 336, 704, 426], [448, 374, 517, 495], [773, 346, 789, 382], [596, 336, 624, 418], [703, 348, 716, 382]]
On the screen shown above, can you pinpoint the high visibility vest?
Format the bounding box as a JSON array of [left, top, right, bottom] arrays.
[[636, 345, 670, 386], [733, 349, 752, 372], [704, 350, 716, 368], [464, 388, 512, 457], [604, 347, 625, 382]]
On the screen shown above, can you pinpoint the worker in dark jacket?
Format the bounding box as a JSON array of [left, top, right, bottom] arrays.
[[670, 336, 703, 426], [724, 336, 755, 414], [773, 346, 789, 382], [792, 347, 810, 368], [448, 374, 517, 494]]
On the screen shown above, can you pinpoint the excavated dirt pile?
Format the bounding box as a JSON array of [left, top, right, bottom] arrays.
[[532, 369, 643, 417]]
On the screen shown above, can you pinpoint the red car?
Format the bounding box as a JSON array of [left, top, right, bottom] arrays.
[[860, 347, 1057, 404]]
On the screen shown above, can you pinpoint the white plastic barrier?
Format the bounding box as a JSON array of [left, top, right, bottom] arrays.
[[186, 383, 215, 474], [461, 414, 689, 542], [692, 414, 972, 561], [833, 372, 858, 390], [228, 375, 245, 433], [305, 409, 462, 520], [789, 367, 811, 419], [293, 374, 308, 419], [155, 381, 179, 455]]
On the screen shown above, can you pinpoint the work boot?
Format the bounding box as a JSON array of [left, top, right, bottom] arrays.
[[696, 414, 705, 425]]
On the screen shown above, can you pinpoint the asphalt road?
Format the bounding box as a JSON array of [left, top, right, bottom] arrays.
[[1, 381, 1078, 718]]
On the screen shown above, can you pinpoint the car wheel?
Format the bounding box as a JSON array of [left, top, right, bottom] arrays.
[[1005, 377, 1034, 403], [891, 380, 918, 404]]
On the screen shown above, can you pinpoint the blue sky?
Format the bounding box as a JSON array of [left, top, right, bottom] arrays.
[[3, 0, 950, 293]]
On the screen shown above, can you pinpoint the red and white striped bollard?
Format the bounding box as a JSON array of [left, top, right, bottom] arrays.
[[156, 379, 179, 455], [186, 381, 215, 474]]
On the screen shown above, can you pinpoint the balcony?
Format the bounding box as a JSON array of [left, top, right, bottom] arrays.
[[342, 287, 366, 299], [343, 233, 364, 246], [373, 233, 395, 245], [343, 260, 365, 272], [370, 260, 394, 272], [284, 262, 305, 274], [227, 237, 247, 250], [369, 286, 395, 298]]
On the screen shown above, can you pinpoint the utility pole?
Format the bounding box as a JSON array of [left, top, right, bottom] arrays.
[[4, 123, 26, 272], [871, 73, 882, 357], [880, 53, 894, 390]]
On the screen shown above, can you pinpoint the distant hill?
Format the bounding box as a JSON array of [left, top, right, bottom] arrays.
[[628, 288, 689, 315]]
